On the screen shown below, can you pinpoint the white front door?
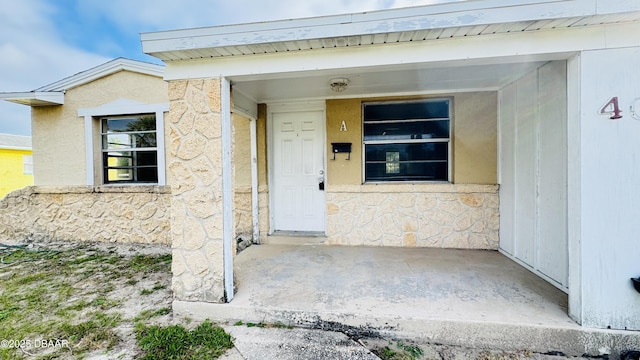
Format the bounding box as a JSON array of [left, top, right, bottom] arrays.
[[271, 107, 326, 232]]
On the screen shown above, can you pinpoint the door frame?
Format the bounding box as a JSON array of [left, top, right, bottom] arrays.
[[267, 100, 327, 234]]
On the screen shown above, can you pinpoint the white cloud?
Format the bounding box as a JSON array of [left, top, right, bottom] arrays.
[[0, 0, 463, 135], [0, 0, 109, 91], [0, 0, 110, 135], [78, 0, 448, 32]]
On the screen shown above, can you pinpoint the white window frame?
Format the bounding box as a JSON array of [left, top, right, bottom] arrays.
[[362, 98, 452, 183], [79, 100, 168, 186], [101, 115, 159, 184], [23, 154, 33, 175]]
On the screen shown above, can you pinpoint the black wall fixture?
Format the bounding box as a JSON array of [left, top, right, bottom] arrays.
[[632, 277, 640, 294], [331, 142, 352, 160]]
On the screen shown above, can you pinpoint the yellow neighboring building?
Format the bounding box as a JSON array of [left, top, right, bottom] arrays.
[[0, 133, 33, 198]]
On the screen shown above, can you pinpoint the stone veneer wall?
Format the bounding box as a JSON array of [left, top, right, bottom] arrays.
[[326, 184, 499, 249], [166, 78, 228, 303], [0, 186, 170, 244], [234, 186, 269, 241]]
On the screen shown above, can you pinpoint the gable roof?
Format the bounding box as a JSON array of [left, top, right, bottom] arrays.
[[0, 58, 164, 107], [141, 0, 640, 61]]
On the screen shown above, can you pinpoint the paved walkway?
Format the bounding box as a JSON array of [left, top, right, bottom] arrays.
[[221, 326, 379, 360], [175, 244, 640, 357]]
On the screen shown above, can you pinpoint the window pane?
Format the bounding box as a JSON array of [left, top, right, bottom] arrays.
[[103, 150, 158, 184], [366, 142, 448, 162], [364, 100, 449, 120], [365, 161, 448, 181], [103, 116, 156, 133], [364, 119, 449, 140], [365, 142, 448, 181], [23, 155, 33, 175], [103, 133, 157, 149]]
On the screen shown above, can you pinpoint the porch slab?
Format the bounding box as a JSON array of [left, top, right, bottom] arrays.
[[174, 245, 640, 356]]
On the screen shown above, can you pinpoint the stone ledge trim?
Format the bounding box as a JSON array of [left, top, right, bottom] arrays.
[[326, 183, 499, 194], [28, 185, 171, 194]]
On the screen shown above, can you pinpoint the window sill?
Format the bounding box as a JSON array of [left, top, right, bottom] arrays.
[[94, 184, 170, 194], [326, 183, 498, 194]]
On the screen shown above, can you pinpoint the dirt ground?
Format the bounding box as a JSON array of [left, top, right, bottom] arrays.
[[0, 240, 175, 359]]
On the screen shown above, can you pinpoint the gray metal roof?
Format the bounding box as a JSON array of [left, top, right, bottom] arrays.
[[141, 0, 640, 61]]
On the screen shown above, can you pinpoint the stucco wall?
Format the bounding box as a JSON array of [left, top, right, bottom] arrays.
[[0, 149, 33, 198], [576, 47, 640, 330], [32, 71, 168, 186], [233, 113, 253, 239], [326, 92, 497, 185], [0, 186, 170, 244]]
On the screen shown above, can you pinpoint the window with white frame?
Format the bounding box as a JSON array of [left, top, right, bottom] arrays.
[[101, 115, 158, 184], [363, 99, 451, 182], [23, 155, 33, 175]]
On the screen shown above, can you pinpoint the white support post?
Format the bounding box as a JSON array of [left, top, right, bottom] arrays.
[[221, 77, 234, 302], [250, 117, 260, 244], [83, 116, 94, 186]]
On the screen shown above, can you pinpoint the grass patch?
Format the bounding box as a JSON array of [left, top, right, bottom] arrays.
[[135, 307, 172, 322], [129, 254, 171, 273], [373, 341, 424, 360], [136, 319, 233, 360], [141, 282, 167, 295], [0, 244, 173, 359]]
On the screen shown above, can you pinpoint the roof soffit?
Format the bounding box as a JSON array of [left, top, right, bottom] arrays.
[[141, 0, 640, 61]]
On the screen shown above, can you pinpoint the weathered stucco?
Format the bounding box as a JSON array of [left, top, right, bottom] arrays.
[[32, 71, 168, 186], [326, 184, 499, 249], [0, 186, 170, 244], [167, 78, 227, 303], [326, 93, 498, 185], [0, 148, 33, 198]]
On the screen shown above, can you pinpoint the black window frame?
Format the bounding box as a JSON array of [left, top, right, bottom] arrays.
[[100, 114, 159, 184], [362, 98, 452, 183]]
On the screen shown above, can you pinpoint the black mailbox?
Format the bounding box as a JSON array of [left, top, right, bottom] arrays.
[[331, 142, 352, 160]]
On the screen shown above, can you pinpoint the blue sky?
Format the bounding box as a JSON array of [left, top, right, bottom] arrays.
[[0, 0, 449, 136]]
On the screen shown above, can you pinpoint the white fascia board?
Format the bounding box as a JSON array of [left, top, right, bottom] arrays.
[[78, 99, 169, 117], [0, 134, 32, 150], [141, 0, 613, 55], [0, 91, 64, 106], [37, 58, 164, 92], [0, 146, 32, 151], [162, 21, 639, 81]]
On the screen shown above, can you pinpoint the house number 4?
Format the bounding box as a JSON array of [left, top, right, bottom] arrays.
[[599, 96, 623, 120]]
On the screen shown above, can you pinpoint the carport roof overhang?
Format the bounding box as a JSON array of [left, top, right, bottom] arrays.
[[142, 0, 640, 62], [141, 0, 640, 101]]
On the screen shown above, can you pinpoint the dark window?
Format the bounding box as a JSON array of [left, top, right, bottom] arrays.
[[101, 115, 158, 184], [363, 99, 450, 182]]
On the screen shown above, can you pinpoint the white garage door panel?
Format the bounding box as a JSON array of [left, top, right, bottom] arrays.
[[499, 61, 568, 291], [536, 61, 568, 285]]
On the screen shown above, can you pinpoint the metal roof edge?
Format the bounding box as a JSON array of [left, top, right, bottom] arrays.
[[0, 91, 65, 106], [36, 58, 164, 92], [141, 0, 640, 55], [0, 134, 32, 150]]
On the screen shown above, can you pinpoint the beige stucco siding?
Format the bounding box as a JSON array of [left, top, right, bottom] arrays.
[[453, 92, 498, 184], [326, 92, 497, 185], [32, 71, 168, 186], [232, 112, 253, 238]]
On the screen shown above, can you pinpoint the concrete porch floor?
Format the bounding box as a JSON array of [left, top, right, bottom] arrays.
[[174, 244, 640, 356]]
